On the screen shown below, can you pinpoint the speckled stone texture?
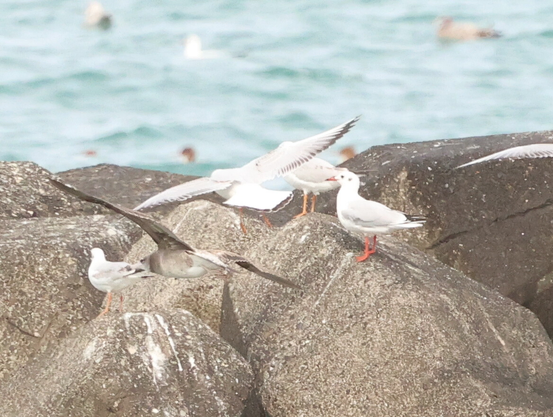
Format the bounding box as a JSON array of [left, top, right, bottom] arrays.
[[0, 310, 253, 417], [0, 161, 105, 218], [0, 215, 140, 381], [222, 214, 553, 417], [279, 130, 553, 337]]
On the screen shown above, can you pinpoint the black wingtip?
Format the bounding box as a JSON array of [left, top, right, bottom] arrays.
[[236, 261, 302, 290]]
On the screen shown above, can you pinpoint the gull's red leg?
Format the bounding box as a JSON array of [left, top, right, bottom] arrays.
[[262, 214, 273, 228], [98, 292, 113, 317], [293, 194, 309, 219], [356, 236, 377, 262], [119, 295, 124, 313], [239, 208, 247, 234], [310, 195, 317, 213]]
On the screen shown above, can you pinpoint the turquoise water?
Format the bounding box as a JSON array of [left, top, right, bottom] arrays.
[[1, 0, 553, 177]]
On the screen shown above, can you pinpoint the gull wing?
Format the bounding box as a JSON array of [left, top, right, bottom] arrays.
[[49, 179, 194, 252], [237, 116, 360, 184], [342, 199, 409, 228], [134, 177, 232, 210], [212, 251, 302, 289], [456, 144, 553, 169]]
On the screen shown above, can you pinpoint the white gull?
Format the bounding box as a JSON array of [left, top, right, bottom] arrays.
[[184, 35, 227, 60], [284, 157, 349, 218], [327, 171, 426, 262], [84, 1, 112, 30], [134, 117, 360, 231], [88, 248, 152, 317]]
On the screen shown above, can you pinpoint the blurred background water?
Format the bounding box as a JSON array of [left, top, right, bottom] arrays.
[[1, 0, 552, 177]]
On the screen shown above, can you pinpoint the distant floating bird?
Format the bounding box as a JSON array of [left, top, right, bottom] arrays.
[[339, 146, 356, 163], [84, 1, 112, 30], [180, 147, 196, 164], [134, 117, 360, 233], [184, 35, 227, 60], [435, 16, 501, 41], [88, 248, 152, 317], [327, 171, 425, 262], [284, 158, 347, 218], [83, 149, 97, 157], [456, 144, 553, 169], [50, 179, 302, 290]]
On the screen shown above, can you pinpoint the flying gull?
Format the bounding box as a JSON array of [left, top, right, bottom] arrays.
[[327, 171, 426, 262], [50, 179, 301, 289], [134, 116, 360, 232]]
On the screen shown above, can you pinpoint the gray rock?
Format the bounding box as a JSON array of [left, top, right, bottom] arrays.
[[0, 214, 140, 381], [278, 130, 553, 335], [0, 310, 253, 417], [0, 161, 105, 218], [222, 213, 553, 416]]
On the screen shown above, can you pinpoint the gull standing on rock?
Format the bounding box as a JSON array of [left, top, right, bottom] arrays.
[[435, 16, 501, 41], [284, 158, 349, 218], [456, 144, 553, 169], [134, 116, 360, 232], [88, 248, 152, 317], [50, 179, 301, 289], [84, 1, 112, 30], [327, 171, 426, 262]]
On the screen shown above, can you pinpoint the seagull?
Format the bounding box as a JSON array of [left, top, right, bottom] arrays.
[[50, 179, 302, 290], [327, 171, 426, 262], [84, 1, 112, 30], [88, 248, 152, 317], [134, 116, 360, 232], [435, 16, 501, 41], [183, 34, 227, 60], [456, 144, 553, 168], [284, 158, 349, 218]]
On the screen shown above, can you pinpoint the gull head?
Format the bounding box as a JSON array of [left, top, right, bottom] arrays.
[[90, 247, 106, 260], [326, 170, 360, 187]]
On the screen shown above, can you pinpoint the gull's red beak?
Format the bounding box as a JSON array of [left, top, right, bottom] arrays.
[[326, 176, 337, 181]]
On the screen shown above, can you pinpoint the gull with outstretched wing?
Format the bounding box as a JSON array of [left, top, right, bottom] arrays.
[[50, 179, 302, 290], [134, 117, 360, 230]]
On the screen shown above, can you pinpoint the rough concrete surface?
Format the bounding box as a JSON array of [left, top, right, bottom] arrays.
[[222, 214, 553, 417], [0, 310, 253, 417], [278, 130, 553, 336], [0, 215, 140, 381]]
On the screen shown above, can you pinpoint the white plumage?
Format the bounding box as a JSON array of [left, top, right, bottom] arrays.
[[88, 248, 152, 316], [456, 144, 553, 168], [329, 171, 425, 261], [284, 158, 346, 217], [134, 117, 359, 214]]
